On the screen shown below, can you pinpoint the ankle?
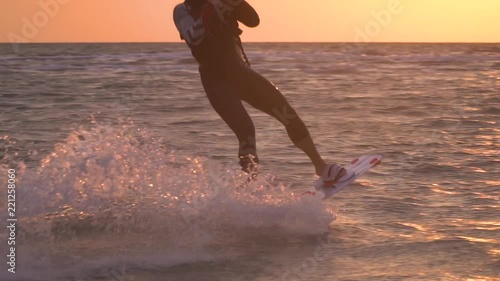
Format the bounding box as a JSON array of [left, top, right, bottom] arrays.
[[315, 161, 327, 176]]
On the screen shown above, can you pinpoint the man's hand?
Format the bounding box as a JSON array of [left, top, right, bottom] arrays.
[[207, 0, 244, 23]]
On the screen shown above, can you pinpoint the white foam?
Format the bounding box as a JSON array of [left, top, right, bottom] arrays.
[[0, 123, 335, 280]]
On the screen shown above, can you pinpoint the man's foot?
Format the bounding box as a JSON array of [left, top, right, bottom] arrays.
[[320, 163, 346, 188], [239, 154, 259, 174], [239, 154, 259, 185]]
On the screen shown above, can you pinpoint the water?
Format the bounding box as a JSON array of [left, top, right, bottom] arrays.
[[0, 43, 498, 281]]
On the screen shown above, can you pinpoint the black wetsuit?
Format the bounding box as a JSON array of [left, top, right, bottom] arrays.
[[173, 0, 310, 171]]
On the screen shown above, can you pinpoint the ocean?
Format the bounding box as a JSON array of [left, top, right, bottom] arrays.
[[0, 43, 498, 281]]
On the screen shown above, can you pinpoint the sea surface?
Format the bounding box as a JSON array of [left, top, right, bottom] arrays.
[[0, 43, 499, 281]]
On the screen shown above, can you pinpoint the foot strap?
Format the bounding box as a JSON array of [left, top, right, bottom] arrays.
[[322, 163, 345, 182]]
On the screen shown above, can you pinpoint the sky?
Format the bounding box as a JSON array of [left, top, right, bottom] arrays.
[[1, 0, 499, 43]]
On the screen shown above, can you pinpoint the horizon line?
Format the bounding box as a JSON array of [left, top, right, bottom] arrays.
[[1, 41, 499, 44]]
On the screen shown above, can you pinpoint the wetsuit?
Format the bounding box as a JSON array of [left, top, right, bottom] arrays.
[[173, 0, 311, 171]]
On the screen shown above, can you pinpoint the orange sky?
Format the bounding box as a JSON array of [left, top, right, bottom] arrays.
[[1, 0, 499, 43]]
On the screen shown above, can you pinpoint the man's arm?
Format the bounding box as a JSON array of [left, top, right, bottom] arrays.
[[208, 0, 259, 27], [174, 4, 221, 46], [233, 1, 259, 27], [173, 1, 258, 46], [173, 4, 206, 46]]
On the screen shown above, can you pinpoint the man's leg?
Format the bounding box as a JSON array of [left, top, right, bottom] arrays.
[[237, 68, 328, 176], [200, 73, 259, 172]]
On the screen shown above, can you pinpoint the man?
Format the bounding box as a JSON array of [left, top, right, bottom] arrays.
[[173, 0, 348, 187]]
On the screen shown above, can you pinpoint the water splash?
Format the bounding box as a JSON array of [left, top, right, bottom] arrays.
[[0, 123, 334, 280]]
